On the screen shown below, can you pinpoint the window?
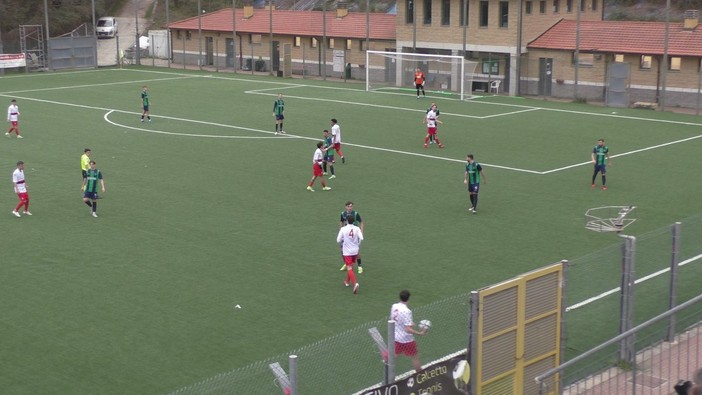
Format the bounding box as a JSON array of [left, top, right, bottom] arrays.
[[359, 40, 367, 51], [614, 54, 624, 62], [566, 0, 572, 12], [186, 31, 192, 40], [311, 37, 318, 48], [482, 60, 499, 74], [669, 57, 681, 71], [539, 1, 546, 14], [346, 39, 353, 50], [553, 0, 559, 13], [526, 1, 532, 14], [406, 0, 414, 23], [328, 38, 335, 49], [460, 0, 469, 26], [479, 1, 488, 27], [441, 0, 450, 25], [574, 52, 594, 66], [592, 0, 597, 11], [581, 0, 586, 11], [176, 30, 182, 40], [640, 55, 652, 69], [294, 36, 301, 47], [499, 1, 508, 27], [423, 0, 432, 24]]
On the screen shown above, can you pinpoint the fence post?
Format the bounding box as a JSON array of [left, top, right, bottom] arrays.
[[386, 320, 396, 385], [289, 355, 297, 395], [468, 291, 479, 395], [619, 235, 636, 363], [667, 221, 682, 342]]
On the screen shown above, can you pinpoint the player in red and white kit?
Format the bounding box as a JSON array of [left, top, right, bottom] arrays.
[[6, 99, 22, 138], [390, 290, 427, 372], [12, 161, 31, 217], [336, 212, 364, 294], [423, 105, 444, 148], [331, 118, 345, 163], [307, 141, 332, 192]]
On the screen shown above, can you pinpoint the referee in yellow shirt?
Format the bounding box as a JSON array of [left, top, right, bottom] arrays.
[[81, 148, 100, 198]]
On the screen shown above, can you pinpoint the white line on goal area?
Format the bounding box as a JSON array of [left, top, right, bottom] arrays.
[[566, 252, 702, 312]]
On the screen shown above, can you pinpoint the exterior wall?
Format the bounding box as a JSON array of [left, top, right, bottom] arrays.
[[395, 0, 602, 96], [523, 49, 702, 108], [169, 28, 394, 78]]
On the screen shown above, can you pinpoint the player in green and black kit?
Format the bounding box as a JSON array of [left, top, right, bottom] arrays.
[[322, 129, 336, 179], [273, 93, 285, 135], [591, 138, 610, 190], [140, 85, 151, 122], [464, 154, 487, 214], [82, 160, 105, 218], [339, 201, 364, 273]]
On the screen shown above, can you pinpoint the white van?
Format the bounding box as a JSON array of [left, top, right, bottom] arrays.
[[96, 17, 118, 38]]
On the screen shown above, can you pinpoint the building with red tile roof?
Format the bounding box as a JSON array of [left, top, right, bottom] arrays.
[[166, 6, 395, 77]]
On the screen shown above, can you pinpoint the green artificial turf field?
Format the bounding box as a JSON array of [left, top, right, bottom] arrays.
[[1, 67, 701, 394]]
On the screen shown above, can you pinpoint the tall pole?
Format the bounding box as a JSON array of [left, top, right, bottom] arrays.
[[91, 0, 97, 68], [166, 0, 171, 67], [660, 0, 670, 111], [322, 1, 326, 80], [516, 0, 523, 96], [412, 0, 416, 52], [0, 20, 4, 75], [232, 0, 237, 71], [269, 0, 273, 76], [198, 0, 203, 70], [462, 0, 467, 57], [135, 0, 140, 65], [44, 0, 51, 70], [574, 0, 581, 99], [365, 0, 369, 55]]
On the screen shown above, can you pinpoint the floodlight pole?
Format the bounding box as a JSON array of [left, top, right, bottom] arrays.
[[660, 0, 671, 111], [44, 0, 51, 70], [135, 0, 140, 65], [197, 0, 202, 70], [91, 0, 97, 68]]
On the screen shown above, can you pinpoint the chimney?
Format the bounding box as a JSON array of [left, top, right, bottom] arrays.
[[243, 5, 254, 19], [683, 9, 699, 30], [337, 1, 348, 18]]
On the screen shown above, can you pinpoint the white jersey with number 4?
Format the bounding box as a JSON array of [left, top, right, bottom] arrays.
[[13, 168, 27, 193], [336, 224, 363, 256], [331, 124, 341, 144], [390, 302, 415, 343]]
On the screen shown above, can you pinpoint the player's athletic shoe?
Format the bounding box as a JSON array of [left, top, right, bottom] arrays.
[[279, 130, 286, 134], [344, 281, 349, 287], [11, 210, 20, 217], [17, 135, 23, 139], [323, 186, 332, 191], [601, 186, 608, 190], [340, 264, 347, 271], [358, 266, 363, 274], [322, 172, 327, 175], [469, 206, 475, 212], [438, 144, 445, 148], [328, 175, 336, 179], [306, 186, 315, 192], [591, 183, 596, 188], [92, 212, 98, 218], [23, 211, 32, 216], [353, 283, 359, 294], [423, 144, 428, 148], [341, 156, 345, 164], [4, 133, 9, 136]]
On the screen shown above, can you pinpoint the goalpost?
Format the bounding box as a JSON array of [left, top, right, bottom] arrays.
[[365, 50, 479, 100]]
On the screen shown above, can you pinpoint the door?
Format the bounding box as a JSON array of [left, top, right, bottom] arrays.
[[225, 38, 234, 68], [538, 58, 553, 96], [272, 40, 280, 71], [205, 37, 214, 66]]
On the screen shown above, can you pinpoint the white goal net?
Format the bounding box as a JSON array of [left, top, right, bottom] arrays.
[[365, 51, 479, 100]]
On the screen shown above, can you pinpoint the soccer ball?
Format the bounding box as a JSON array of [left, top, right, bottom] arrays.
[[419, 319, 432, 332]]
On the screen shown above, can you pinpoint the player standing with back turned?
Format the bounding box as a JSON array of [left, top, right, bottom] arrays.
[[273, 93, 286, 135], [140, 85, 151, 122], [591, 138, 610, 190]]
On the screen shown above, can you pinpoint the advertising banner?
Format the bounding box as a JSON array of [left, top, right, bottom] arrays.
[[361, 352, 470, 395], [0, 54, 27, 68]]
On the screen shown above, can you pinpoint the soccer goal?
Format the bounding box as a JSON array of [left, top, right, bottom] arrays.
[[365, 50, 479, 100]]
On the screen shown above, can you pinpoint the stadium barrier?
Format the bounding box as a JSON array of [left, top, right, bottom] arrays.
[[166, 213, 702, 395]]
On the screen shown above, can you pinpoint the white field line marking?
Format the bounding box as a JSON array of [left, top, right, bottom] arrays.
[[541, 133, 702, 175], [0, 75, 197, 95], [103, 111, 282, 139], [245, 84, 307, 93], [480, 107, 541, 118], [566, 252, 702, 312]]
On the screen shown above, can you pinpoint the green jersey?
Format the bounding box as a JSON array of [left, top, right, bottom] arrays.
[[141, 91, 149, 106], [340, 210, 362, 226], [273, 99, 284, 116], [465, 162, 482, 185], [84, 169, 103, 193], [593, 145, 609, 165], [324, 136, 334, 158]]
